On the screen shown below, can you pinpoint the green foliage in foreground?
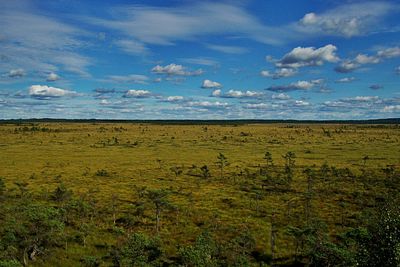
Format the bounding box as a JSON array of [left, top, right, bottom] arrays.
[[0, 181, 398, 266]]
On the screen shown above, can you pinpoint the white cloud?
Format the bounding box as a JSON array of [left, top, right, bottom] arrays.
[[377, 46, 400, 59], [294, 100, 310, 107], [275, 44, 339, 68], [267, 80, 315, 92], [334, 61, 359, 73], [46, 72, 60, 81], [295, 81, 314, 89], [260, 68, 297, 79], [300, 13, 318, 25], [272, 93, 290, 100], [206, 44, 248, 54], [100, 99, 110, 105], [85, 2, 287, 49], [382, 105, 400, 112], [211, 89, 264, 98], [0, 2, 91, 76], [108, 74, 149, 84], [224, 90, 263, 98], [152, 64, 203, 76], [114, 39, 148, 55], [323, 96, 381, 109], [335, 46, 400, 73], [7, 68, 25, 78], [310, 79, 324, 85], [335, 77, 356, 83], [165, 96, 184, 102], [352, 96, 379, 102], [212, 89, 221, 97], [124, 89, 152, 98], [355, 54, 380, 64], [297, 2, 396, 37], [244, 103, 270, 110], [29, 85, 77, 98], [186, 101, 228, 108], [201, 79, 222, 89], [260, 70, 272, 77]]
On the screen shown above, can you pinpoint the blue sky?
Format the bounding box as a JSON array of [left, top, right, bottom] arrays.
[[0, 0, 399, 120]]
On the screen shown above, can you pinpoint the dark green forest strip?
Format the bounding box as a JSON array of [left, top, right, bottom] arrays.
[[0, 118, 399, 125]]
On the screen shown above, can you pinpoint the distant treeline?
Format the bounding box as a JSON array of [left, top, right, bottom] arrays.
[[0, 118, 399, 125]]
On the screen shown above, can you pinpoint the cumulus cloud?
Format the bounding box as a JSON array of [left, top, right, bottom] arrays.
[[275, 44, 339, 68], [244, 99, 310, 110], [46, 72, 60, 81], [152, 64, 203, 76], [186, 101, 228, 109], [351, 96, 379, 102], [297, 2, 396, 37], [335, 77, 356, 83], [260, 68, 297, 79], [212, 89, 221, 97], [260, 70, 272, 77], [335, 46, 400, 73], [272, 93, 290, 100], [108, 74, 149, 84], [29, 85, 77, 99], [164, 96, 184, 102], [334, 61, 359, 73], [124, 89, 152, 98], [223, 90, 264, 98], [266, 80, 317, 92], [8, 68, 25, 78], [294, 100, 310, 107], [244, 103, 270, 110], [377, 46, 400, 59], [201, 79, 222, 89], [355, 54, 380, 64], [382, 105, 400, 112], [323, 96, 381, 109], [100, 99, 110, 105]]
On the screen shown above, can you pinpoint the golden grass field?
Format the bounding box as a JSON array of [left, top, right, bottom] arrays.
[[0, 122, 399, 266]]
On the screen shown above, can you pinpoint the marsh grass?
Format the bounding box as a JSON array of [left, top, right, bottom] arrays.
[[0, 123, 399, 266]]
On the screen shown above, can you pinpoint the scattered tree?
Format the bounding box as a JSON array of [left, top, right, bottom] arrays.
[[200, 165, 211, 179], [216, 153, 229, 179], [118, 233, 162, 266], [145, 189, 173, 233], [264, 151, 273, 167]]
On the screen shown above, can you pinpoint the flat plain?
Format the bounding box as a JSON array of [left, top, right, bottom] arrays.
[[0, 122, 399, 266]]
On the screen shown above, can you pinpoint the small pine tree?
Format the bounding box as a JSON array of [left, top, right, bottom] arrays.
[[264, 152, 273, 167], [216, 153, 229, 179], [200, 165, 211, 179]]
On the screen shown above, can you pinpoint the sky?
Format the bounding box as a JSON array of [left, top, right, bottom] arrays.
[[0, 0, 400, 120]]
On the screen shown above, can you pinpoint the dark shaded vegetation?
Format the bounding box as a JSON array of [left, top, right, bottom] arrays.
[[1, 158, 399, 266]]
